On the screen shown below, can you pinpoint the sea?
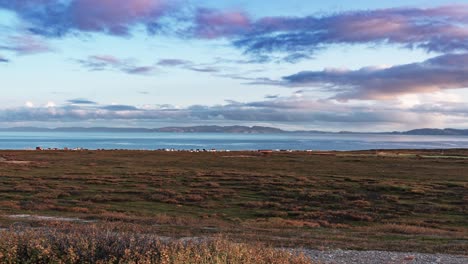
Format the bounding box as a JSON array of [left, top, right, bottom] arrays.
[[0, 132, 467, 151]]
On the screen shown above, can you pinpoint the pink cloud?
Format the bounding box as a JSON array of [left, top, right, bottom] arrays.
[[229, 5, 468, 55], [90, 55, 122, 65], [0, 0, 174, 36], [5, 35, 52, 54], [282, 53, 468, 101], [193, 8, 252, 39], [70, 0, 170, 35]]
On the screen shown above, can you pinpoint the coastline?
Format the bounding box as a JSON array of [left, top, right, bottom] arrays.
[[1, 131, 468, 151]]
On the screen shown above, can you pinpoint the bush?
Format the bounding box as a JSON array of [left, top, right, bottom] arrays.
[[0, 225, 312, 264]]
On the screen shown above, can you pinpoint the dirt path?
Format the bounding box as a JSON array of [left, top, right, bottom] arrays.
[[0, 157, 32, 164], [302, 249, 467, 264], [8, 214, 95, 223]]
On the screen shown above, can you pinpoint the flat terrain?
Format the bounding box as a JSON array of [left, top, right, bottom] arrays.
[[0, 149, 467, 255]]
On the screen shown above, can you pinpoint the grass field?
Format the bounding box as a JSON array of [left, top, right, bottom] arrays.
[[0, 149, 467, 260]]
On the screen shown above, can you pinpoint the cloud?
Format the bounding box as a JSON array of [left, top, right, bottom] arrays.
[[77, 56, 222, 75], [67, 99, 97, 105], [100, 105, 139, 111], [45, 101, 56, 108], [156, 58, 220, 73], [0, 34, 52, 55], [88, 55, 121, 65], [0, 96, 452, 131], [69, 0, 172, 35], [281, 53, 468, 100], [189, 5, 468, 56], [264, 94, 279, 99], [124, 66, 155, 75], [187, 66, 219, 73], [76, 55, 155, 75], [0, 0, 175, 36], [4, 2, 466, 60], [157, 59, 191, 66], [76, 55, 123, 70], [282, 53, 313, 63], [191, 8, 251, 39], [411, 102, 468, 117], [0, 55, 9, 63]]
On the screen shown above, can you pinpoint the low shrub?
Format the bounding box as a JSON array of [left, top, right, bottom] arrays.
[[0, 225, 311, 264]]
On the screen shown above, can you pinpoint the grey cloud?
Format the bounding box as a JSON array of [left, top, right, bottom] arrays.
[[67, 99, 97, 105], [76, 55, 155, 75], [124, 66, 155, 75], [0, 56, 9, 63], [282, 53, 468, 100], [0, 97, 445, 128], [282, 53, 312, 63], [157, 59, 192, 66], [410, 102, 468, 117], [157, 58, 221, 73], [100, 105, 139, 111]]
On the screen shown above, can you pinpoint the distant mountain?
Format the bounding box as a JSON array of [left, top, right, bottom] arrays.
[[156, 125, 284, 133], [52, 127, 154, 133], [0, 125, 284, 134], [0, 127, 153, 133], [0, 126, 467, 135], [398, 128, 468, 136]]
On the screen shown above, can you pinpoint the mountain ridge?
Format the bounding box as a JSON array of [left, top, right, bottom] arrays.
[[0, 126, 467, 135]]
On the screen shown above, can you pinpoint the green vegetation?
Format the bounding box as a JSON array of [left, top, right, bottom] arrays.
[[0, 149, 467, 258]]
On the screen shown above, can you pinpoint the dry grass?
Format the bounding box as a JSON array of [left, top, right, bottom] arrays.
[[0, 224, 311, 264], [369, 224, 463, 236], [0, 149, 467, 255]]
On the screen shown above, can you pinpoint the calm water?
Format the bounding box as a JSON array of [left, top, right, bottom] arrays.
[[0, 132, 467, 151]]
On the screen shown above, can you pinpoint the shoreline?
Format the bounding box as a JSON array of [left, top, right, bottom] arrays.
[[1, 132, 468, 151], [1, 148, 468, 152]]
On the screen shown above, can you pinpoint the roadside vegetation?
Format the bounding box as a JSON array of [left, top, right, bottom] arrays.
[[0, 224, 310, 264], [0, 149, 466, 259]]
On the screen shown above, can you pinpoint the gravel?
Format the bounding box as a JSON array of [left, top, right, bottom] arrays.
[[301, 249, 467, 264]]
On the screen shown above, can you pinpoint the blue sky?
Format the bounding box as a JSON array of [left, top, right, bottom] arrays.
[[0, 0, 467, 131]]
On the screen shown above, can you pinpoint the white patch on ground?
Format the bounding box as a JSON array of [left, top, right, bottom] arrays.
[[0, 157, 32, 164], [222, 155, 259, 158], [301, 249, 468, 264], [8, 214, 96, 223]]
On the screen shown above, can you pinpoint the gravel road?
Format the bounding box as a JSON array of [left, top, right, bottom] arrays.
[[302, 249, 467, 264]]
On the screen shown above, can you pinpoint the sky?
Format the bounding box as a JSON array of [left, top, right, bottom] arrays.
[[0, 0, 468, 131]]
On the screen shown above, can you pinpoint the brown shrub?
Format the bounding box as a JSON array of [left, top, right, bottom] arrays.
[[184, 194, 204, 202], [371, 224, 459, 236], [249, 218, 321, 228], [0, 200, 21, 210], [350, 199, 372, 208], [67, 207, 90, 214], [0, 225, 312, 264], [243, 201, 282, 209]]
